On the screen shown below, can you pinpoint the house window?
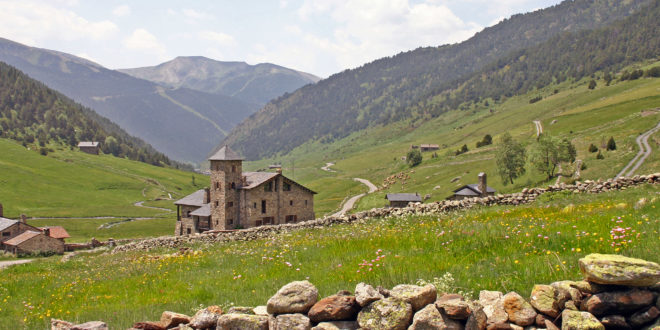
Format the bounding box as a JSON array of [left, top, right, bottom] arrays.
[[228, 201, 233, 207], [255, 220, 263, 227], [215, 201, 219, 207], [264, 181, 273, 192], [186, 210, 191, 217], [283, 182, 291, 191], [253, 202, 257, 208], [289, 200, 293, 206], [285, 215, 297, 223], [215, 182, 220, 190], [227, 219, 233, 225], [263, 217, 274, 225], [305, 200, 308, 206], [187, 228, 191, 235], [261, 200, 267, 214], [2, 232, 10, 237], [231, 182, 235, 189]]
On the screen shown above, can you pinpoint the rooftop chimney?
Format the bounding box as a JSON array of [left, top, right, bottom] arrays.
[[43, 228, 50, 237], [204, 188, 210, 204], [20, 214, 27, 223], [0, 203, 3, 218], [478, 172, 487, 197]]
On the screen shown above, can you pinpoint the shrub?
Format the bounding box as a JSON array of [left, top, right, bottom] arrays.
[[588, 144, 599, 153], [406, 149, 423, 167], [607, 137, 616, 151], [596, 151, 604, 159], [529, 96, 543, 104], [39, 147, 48, 156], [588, 80, 597, 89]]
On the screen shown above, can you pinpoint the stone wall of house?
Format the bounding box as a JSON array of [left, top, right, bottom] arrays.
[[175, 205, 201, 236], [210, 159, 242, 231], [14, 234, 64, 254], [114, 173, 658, 254], [240, 176, 315, 228], [52, 253, 660, 330], [0, 222, 39, 244]]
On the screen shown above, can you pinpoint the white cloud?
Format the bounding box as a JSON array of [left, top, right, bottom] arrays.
[[123, 28, 167, 59], [198, 30, 235, 47], [0, 1, 118, 46], [182, 8, 213, 21], [112, 5, 131, 17]]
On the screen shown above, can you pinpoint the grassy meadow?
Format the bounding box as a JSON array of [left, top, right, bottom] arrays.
[[0, 182, 657, 328]]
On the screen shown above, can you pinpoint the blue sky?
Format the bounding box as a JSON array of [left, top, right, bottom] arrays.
[[0, 0, 562, 77]]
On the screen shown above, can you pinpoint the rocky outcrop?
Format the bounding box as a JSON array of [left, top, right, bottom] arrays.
[[112, 174, 660, 254]]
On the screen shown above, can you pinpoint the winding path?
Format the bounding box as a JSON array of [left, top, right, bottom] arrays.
[[321, 162, 336, 172], [533, 120, 543, 137], [0, 259, 32, 270], [331, 178, 378, 217], [616, 121, 660, 178]]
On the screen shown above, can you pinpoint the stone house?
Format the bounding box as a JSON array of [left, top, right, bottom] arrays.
[[385, 193, 422, 208], [78, 141, 100, 155], [175, 146, 316, 235], [0, 214, 40, 244], [420, 144, 439, 152], [449, 172, 496, 200], [3, 229, 65, 255]]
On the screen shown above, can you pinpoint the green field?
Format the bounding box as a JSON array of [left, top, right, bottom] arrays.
[[0, 182, 657, 328]]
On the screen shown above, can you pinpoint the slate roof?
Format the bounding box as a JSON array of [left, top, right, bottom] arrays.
[[453, 184, 496, 195], [3, 231, 41, 246], [77, 142, 99, 148], [174, 189, 206, 206], [39, 226, 70, 239], [420, 144, 439, 149], [385, 193, 422, 202], [209, 145, 244, 161], [0, 217, 18, 231], [241, 172, 279, 189], [190, 204, 211, 217]]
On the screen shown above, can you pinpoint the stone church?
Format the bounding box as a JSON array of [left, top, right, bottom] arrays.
[[175, 146, 316, 235]]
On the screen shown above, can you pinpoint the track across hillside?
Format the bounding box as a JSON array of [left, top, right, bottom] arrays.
[[331, 178, 377, 217], [617, 121, 660, 178]]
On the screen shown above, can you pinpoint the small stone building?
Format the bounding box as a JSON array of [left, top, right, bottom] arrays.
[[449, 172, 496, 200], [78, 141, 100, 155], [3, 230, 65, 255], [0, 216, 40, 244], [175, 146, 316, 235], [386, 193, 422, 208], [420, 144, 439, 152]]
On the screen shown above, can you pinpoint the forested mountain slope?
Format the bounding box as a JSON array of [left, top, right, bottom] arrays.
[[0, 61, 173, 166], [119, 56, 320, 106], [0, 38, 259, 163], [223, 0, 653, 160]]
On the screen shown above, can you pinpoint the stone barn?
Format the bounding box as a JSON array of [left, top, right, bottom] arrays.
[[3, 229, 65, 255], [78, 142, 100, 155], [385, 193, 422, 208], [175, 146, 316, 235]]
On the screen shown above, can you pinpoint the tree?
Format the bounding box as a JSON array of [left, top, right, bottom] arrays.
[[588, 80, 597, 89], [607, 137, 616, 150], [588, 144, 599, 153], [530, 135, 576, 179], [406, 149, 422, 167], [496, 133, 527, 185], [105, 136, 120, 156]]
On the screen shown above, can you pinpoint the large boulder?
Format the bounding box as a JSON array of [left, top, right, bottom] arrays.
[[267, 280, 319, 314], [479, 291, 509, 325], [311, 321, 359, 330], [502, 292, 537, 326], [357, 297, 413, 330], [408, 304, 464, 330], [584, 289, 655, 316], [530, 285, 561, 318], [561, 310, 604, 330], [308, 294, 360, 322], [189, 306, 223, 329], [160, 311, 190, 328], [389, 284, 437, 311], [355, 283, 384, 307], [270, 313, 311, 330], [436, 294, 472, 320], [216, 314, 269, 330], [578, 254, 660, 286]]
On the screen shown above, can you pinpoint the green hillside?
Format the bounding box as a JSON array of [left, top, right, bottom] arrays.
[[224, 0, 653, 160], [0, 138, 206, 242]]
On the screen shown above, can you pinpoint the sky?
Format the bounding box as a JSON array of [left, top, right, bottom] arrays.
[[0, 0, 563, 78]]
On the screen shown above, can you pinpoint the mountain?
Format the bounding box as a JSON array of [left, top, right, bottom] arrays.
[[0, 38, 260, 163], [118, 56, 320, 106], [222, 0, 653, 160], [0, 61, 173, 167]]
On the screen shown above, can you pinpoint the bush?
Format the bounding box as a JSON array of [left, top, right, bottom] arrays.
[[607, 137, 616, 151], [588, 80, 597, 89], [39, 147, 48, 156], [596, 151, 604, 159], [529, 96, 543, 104], [406, 149, 423, 167], [588, 144, 599, 153]]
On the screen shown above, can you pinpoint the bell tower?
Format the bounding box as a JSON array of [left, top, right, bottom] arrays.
[[208, 145, 243, 230]]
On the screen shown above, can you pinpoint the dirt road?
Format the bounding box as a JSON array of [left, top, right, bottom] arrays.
[[616, 121, 660, 178], [331, 178, 378, 217], [0, 259, 32, 270]]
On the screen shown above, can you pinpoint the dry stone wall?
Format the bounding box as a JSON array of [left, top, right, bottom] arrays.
[[51, 254, 660, 330], [113, 173, 660, 254]]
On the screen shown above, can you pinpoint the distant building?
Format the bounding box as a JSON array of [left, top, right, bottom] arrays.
[[449, 172, 496, 200], [78, 142, 100, 155], [3, 230, 65, 255], [175, 146, 316, 235], [385, 193, 422, 208], [0, 215, 40, 244], [420, 144, 439, 152]]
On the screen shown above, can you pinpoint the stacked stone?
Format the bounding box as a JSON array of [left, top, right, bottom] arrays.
[[111, 173, 659, 254], [52, 254, 660, 330]]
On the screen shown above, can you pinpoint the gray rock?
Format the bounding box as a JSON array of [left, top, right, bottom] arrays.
[[599, 315, 630, 330], [584, 289, 655, 316], [271, 313, 311, 330], [466, 302, 487, 330], [561, 310, 604, 330], [629, 306, 660, 328], [578, 254, 660, 286], [355, 282, 384, 307], [189, 306, 223, 329], [390, 284, 437, 311], [436, 296, 472, 320], [479, 290, 508, 325], [267, 280, 319, 314], [503, 292, 537, 327], [408, 304, 463, 330], [529, 285, 560, 318], [311, 321, 359, 330], [357, 297, 413, 330], [216, 314, 268, 330]]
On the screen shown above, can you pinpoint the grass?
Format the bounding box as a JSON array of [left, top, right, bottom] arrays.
[[25, 218, 175, 244], [0, 183, 657, 329]]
